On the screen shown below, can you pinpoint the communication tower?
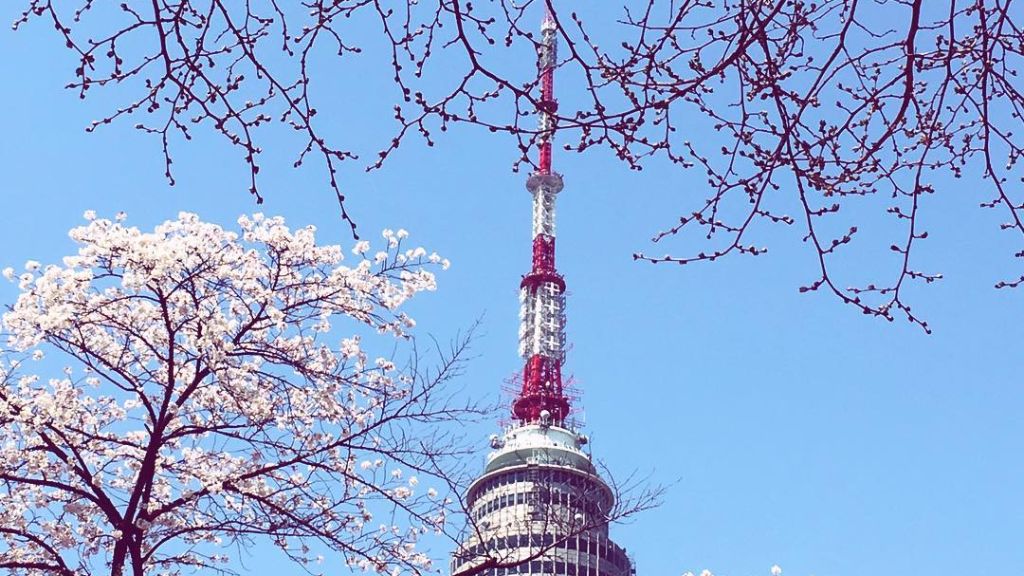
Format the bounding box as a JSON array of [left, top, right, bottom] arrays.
[[450, 11, 636, 576]]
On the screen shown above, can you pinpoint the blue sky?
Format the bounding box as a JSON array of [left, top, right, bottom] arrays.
[[1, 3, 1022, 576]]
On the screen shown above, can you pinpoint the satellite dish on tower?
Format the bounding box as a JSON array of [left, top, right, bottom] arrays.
[[539, 410, 552, 426]]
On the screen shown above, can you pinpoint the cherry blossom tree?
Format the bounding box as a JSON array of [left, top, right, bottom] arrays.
[[11, 1, 1024, 329], [0, 211, 479, 576]]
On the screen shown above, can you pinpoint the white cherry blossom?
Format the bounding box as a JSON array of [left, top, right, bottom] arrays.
[[0, 212, 465, 576]]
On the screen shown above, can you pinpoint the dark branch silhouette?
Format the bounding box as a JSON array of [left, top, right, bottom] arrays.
[[13, 0, 1024, 329]]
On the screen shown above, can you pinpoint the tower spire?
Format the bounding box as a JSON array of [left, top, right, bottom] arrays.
[[537, 9, 557, 175], [513, 10, 570, 425]]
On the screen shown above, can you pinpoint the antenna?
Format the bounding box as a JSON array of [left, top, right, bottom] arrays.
[[512, 10, 571, 426]]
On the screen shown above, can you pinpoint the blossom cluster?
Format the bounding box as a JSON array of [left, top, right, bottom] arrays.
[[0, 212, 458, 576]]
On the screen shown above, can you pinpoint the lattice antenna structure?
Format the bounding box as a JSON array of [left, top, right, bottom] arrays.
[[501, 372, 584, 431], [512, 12, 571, 426]]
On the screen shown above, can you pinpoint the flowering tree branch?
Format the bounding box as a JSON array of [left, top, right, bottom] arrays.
[[0, 211, 486, 576]]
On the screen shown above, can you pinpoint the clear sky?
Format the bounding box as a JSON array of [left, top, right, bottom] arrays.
[[1, 3, 1022, 576]]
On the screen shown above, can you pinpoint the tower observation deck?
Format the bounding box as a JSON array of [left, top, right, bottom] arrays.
[[451, 11, 635, 576]]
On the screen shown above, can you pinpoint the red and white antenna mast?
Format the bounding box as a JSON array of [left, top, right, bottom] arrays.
[[512, 10, 571, 425]]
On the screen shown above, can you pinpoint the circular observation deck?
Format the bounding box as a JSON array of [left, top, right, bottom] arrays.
[[485, 424, 594, 475]]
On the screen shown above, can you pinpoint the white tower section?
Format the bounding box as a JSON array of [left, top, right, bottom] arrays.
[[518, 172, 566, 364]]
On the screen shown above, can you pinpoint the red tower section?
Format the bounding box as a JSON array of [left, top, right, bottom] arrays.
[[512, 12, 570, 425]]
